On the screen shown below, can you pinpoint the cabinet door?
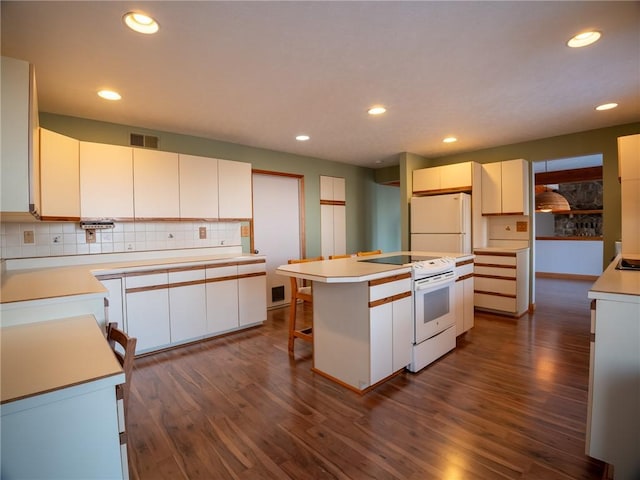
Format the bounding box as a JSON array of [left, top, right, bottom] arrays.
[[501, 159, 529, 215], [168, 269, 206, 343], [332, 177, 346, 202], [320, 175, 334, 201], [238, 263, 266, 327], [100, 278, 124, 330], [218, 159, 252, 219], [455, 280, 465, 336], [179, 154, 218, 219], [332, 205, 347, 256], [125, 272, 170, 352], [392, 296, 413, 371], [481, 162, 502, 214], [463, 277, 474, 332], [133, 149, 179, 219], [618, 134, 640, 181], [320, 204, 335, 258], [205, 265, 239, 334], [441, 162, 471, 191], [80, 142, 133, 219], [40, 128, 80, 219], [370, 303, 394, 384], [413, 167, 440, 193]]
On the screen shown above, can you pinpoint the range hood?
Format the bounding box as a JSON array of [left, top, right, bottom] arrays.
[[80, 221, 115, 230]]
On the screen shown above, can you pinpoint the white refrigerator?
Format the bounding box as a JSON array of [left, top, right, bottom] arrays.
[[410, 192, 471, 253]]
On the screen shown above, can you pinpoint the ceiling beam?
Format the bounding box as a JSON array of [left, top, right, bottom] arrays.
[[534, 166, 602, 185]]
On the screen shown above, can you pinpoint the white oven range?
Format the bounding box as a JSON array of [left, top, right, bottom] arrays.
[[409, 256, 457, 372]]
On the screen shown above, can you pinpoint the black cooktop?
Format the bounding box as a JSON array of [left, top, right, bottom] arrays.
[[358, 255, 439, 265], [616, 257, 640, 271]]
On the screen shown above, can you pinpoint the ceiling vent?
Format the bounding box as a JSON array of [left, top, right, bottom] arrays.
[[130, 133, 159, 149]]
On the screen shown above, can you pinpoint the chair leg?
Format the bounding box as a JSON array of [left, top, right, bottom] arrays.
[[288, 298, 297, 354]]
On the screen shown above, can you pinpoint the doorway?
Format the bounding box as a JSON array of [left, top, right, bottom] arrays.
[[252, 171, 304, 309]]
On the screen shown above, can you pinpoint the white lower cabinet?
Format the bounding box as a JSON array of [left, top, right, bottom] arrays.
[[238, 262, 267, 327], [205, 265, 239, 334], [455, 259, 474, 335], [98, 276, 125, 329], [125, 272, 171, 353], [168, 268, 206, 343]]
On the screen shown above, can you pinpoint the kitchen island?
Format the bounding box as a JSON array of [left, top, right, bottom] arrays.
[[276, 251, 473, 393], [586, 255, 640, 479]]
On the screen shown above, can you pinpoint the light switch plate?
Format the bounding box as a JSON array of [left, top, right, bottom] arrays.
[[199, 227, 207, 239], [85, 229, 96, 244], [23, 230, 34, 244]]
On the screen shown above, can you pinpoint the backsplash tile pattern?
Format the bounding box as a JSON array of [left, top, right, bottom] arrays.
[[0, 221, 241, 259]]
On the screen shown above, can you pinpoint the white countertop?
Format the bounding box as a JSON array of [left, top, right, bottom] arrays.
[[0, 249, 264, 305], [276, 251, 473, 283], [588, 255, 640, 303], [0, 315, 124, 404]]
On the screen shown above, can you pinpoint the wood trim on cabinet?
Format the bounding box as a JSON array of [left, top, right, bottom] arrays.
[[238, 271, 266, 280], [320, 199, 346, 206], [167, 265, 206, 274], [368, 290, 412, 308], [455, 258, 474, 267], [474, 289, 517, 299], [205, 275, 239, 284], [456, 273, 474, 282], [237, 259, 266, 265], [482, 211, 526, 217], [475, 273, 516, 281], [124, 268, 169, 278], [125, 284, 168, 294], [475, 263, 516, 270], [167, 279, 207, 289], [95, 273, 123, 281], [473, 251, 517, 257], [133, 217, 182, 222], [368, 272, 412, 287], [39, 216, 81, 222], [412, 186, 472, 196]]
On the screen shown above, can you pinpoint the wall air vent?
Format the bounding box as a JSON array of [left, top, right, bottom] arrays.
[[130, 133, 159, 149]]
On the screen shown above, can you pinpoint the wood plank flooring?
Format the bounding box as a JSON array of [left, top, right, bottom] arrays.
[[127, 277, 604, 479]]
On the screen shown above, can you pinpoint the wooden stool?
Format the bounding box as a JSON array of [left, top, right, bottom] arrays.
[[287, 256, 323, 354]]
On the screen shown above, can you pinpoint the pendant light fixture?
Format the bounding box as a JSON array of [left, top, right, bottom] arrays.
[[535, 161, 571, 213]]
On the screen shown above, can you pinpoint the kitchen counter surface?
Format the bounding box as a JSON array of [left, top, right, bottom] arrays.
[[588, 254, 640, 302], [0, 248, 264, 305], [0, 315, 124, 404], [276, 251, 473, 283]]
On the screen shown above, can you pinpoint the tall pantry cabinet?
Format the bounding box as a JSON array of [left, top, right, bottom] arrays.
[[320, 175, 347, 258]]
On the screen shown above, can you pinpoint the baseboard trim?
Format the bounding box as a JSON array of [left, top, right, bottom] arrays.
[[536, 272, 599, 281]]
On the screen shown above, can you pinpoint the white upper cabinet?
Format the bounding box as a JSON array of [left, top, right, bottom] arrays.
[[80, 141, 134, 219], [218, 159, 252, 219], [481, 159, 529, 215], [133, 148, 180, 219], [320, 175, 346, 201], [179, 154, 218, 219], [320, 176, 346, 257], [1, 56, 39, 217], [618, 134, 640, 181], [413, 162, 472, 194], [39, 128, 80, 220]]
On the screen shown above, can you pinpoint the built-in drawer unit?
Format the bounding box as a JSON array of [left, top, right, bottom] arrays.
[[473, 249, 529, 317]]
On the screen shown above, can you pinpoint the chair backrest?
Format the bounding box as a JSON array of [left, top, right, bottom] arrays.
[[106, 322, 137, 408], [356, 250, 382, 257], [329, 254, 352, 259], [288, 257, 323, 293]]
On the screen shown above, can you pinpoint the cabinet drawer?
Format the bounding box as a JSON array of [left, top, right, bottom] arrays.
[[474, 265, 516, 278], [238, 261, 266, 276], [475, 276, 516, 295], [125, 272, 168, 289], [206, 264, 238, 280], [168, 267, 205, 284], [456, 262, 474, 278], [369, 276, 412, 303], [474, 254, 516, 266], [474, 292, 517, 313]]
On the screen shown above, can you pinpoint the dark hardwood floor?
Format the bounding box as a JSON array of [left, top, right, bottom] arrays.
[[127, 277, 604, 479]]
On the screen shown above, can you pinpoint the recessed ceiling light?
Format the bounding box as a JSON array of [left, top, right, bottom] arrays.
[[443, 136, 457, 143], [368, 106, 386, 115], [595, 102, 618, 111], [97, 90, 122, 101], [567, 31, 601, 48], [123, 12, 159, 34], [296, 135, 310, 141]]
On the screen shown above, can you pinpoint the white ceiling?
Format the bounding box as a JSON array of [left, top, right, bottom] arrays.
[[2, 1, 639, 168]]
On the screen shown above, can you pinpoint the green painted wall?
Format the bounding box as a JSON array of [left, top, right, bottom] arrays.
[[40, 113, 377, 257], [398, 122, 640, 264]]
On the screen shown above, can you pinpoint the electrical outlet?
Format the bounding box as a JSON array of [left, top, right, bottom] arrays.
[[241, 225, 250, 237], [516, 221, 528, 232], [85, 229, 96, 244], [23, 230, 34, 244], [199, 227, 207, 239]]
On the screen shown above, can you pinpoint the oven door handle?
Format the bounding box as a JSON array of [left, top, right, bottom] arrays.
[[415, 279, 454, 291]]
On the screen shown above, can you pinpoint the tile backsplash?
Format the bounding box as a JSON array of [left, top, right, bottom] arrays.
[[0, 221, 241, 259]]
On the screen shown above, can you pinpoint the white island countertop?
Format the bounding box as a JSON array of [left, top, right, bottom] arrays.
[[588, 254, 640, 303], [276, 251, 474, 283]]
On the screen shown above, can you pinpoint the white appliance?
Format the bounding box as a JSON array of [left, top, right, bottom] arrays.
[[410, 193, 471, 254]]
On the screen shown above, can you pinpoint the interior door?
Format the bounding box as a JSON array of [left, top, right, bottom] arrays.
[[252, 172, 302, 309]]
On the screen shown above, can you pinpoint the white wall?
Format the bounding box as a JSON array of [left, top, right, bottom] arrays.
[[535, 240, 603, 276]]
